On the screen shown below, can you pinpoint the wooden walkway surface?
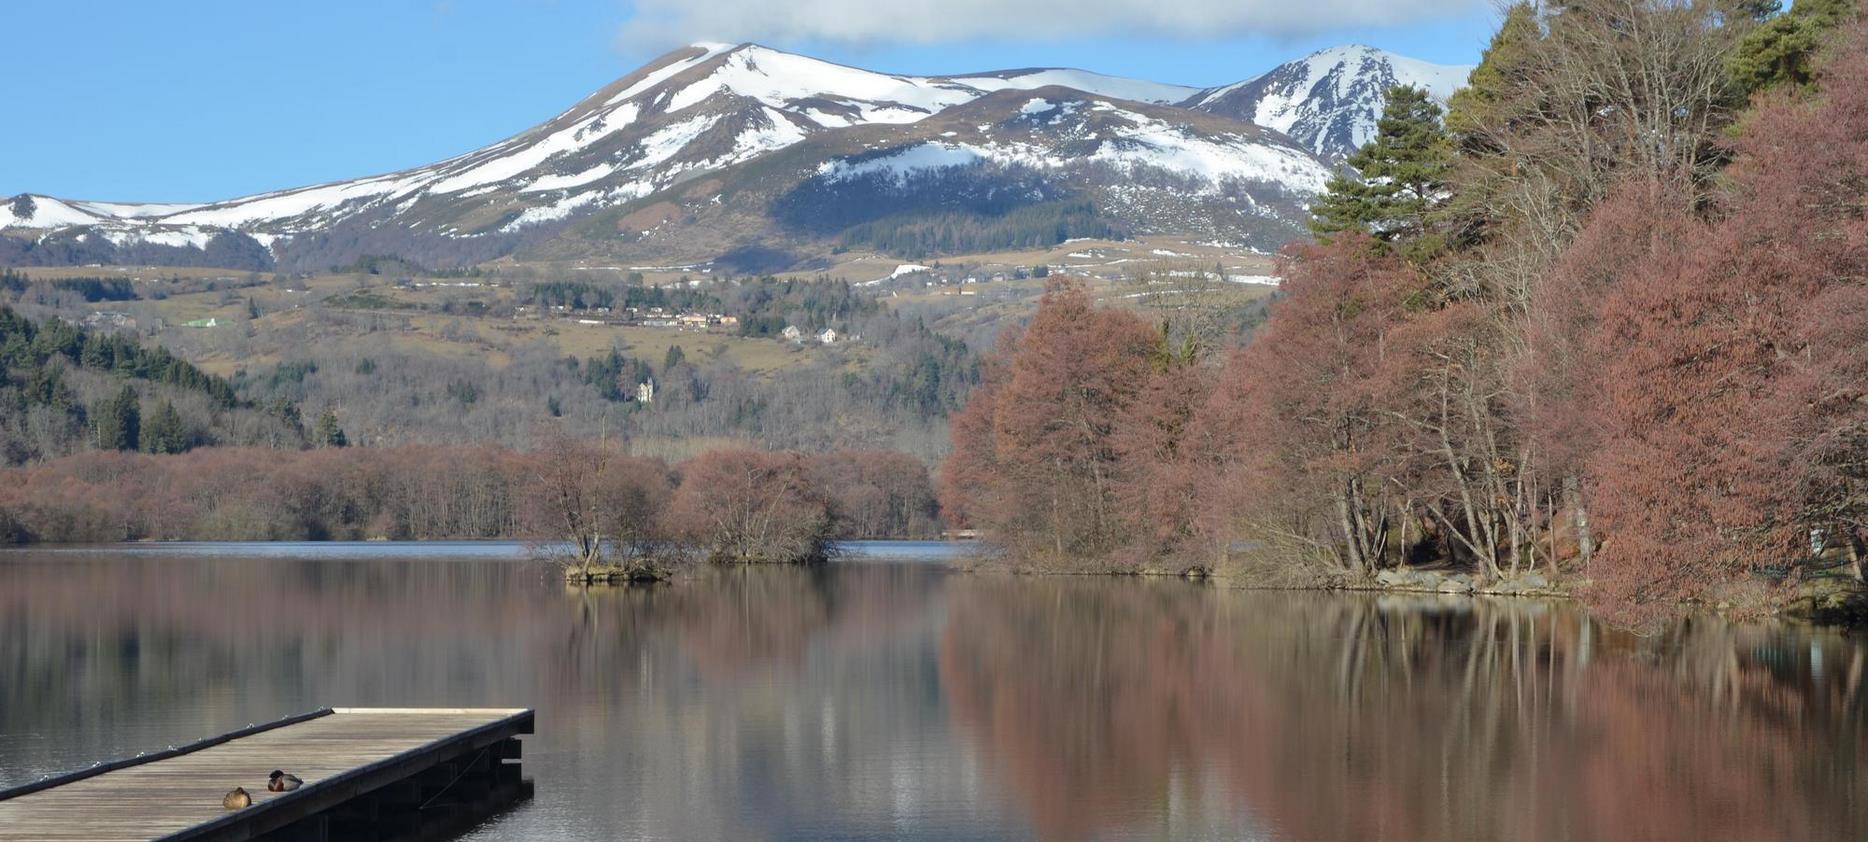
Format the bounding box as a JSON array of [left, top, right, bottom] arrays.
[[0, 707, 532, 842]]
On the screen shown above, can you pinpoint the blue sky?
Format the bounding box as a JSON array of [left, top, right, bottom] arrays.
[[5, 1, 1497, 203]]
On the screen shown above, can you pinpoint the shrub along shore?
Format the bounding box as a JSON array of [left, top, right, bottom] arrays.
[[0, 442, 942, 580]]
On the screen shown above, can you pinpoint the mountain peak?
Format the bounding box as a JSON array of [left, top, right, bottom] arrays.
[[1187, 46, 1472, 160]]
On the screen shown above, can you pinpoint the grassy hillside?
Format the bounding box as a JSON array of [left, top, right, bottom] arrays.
[[0, 238, 1274, 461]]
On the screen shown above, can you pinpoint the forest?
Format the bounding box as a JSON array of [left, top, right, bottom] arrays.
[[940, 0, 1868, 622]]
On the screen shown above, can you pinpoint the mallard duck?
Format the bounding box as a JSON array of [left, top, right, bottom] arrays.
[[223, 787, 251, 809], [267, 770, 303, 792]]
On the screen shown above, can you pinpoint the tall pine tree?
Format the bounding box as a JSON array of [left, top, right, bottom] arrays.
[[95, 385, 140, 452], [1729, 0, 1857, 95], [1309, 85, 1454, 260], [142, 401, 189, 454]]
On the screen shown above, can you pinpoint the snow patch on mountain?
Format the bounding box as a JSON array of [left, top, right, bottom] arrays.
[[433, 103, 643, 194], [667, 46, 977, 121], [820, 143, 987, 181], [2, 196, 110, 229], [99, 226, 220, 250], [500, 189, 605, 232], [816, 99, 1330, 197], [1070, 102, 1330, 191], [158, 172, 427, 230], [1189, 45, 1471, 160], [70, 201, 204, 219], [862, 263, 934, 285], [524, 163, 618, 193], [603, 43, 736, 107]]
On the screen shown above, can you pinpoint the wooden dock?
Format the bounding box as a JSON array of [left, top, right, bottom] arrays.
[[0, 707, 534, 842]]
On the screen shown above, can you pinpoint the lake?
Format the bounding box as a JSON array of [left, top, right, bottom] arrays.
[[2, 542, 1865, 841]]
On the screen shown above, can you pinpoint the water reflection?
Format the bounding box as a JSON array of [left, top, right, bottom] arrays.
[[1, 549, 1863, 841], [940, 580, 1868, 841]]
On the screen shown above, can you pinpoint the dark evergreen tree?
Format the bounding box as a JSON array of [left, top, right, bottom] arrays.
[[95, 385, 140, 451], [142, 401, 189, 454], [312, 410, 348, 448], [1729, 0, 1855, 95], [1309, 85, 1454, 259], [663, 344, 687, 372]]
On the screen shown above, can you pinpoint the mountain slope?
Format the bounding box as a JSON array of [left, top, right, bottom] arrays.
[[1187, 45, 1472, 161], [2, 42, 1436, 271]]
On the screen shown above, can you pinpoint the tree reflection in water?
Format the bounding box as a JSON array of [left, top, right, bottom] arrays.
[[2, 552, 1863, 841], [939, 579, 1868, 842]]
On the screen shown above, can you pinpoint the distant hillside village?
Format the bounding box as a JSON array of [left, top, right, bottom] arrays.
[[516, 302, 742, 332]]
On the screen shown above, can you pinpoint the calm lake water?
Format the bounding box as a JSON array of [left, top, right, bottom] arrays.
[[2, 542, 1865, 841]]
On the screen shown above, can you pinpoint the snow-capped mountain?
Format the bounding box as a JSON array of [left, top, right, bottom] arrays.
[[1186, 45, 1472, 161], [1, 42, 1445, 271]]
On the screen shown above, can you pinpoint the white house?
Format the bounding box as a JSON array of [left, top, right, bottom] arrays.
[[781, 325, 803, 342], [636, 379, 655, 404], [818, 328, 839, 345]]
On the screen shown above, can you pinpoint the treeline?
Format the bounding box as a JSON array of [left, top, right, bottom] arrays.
[[0, 271, 138, 302], [522, 275, 881, 337], [0, 223, 275, 271], [772, 159, 1123, 258], [838, 201, 1118, 259], [0, 444, 941, 551], [942, 2, 1868, 621], [525, 279, 718, 314]]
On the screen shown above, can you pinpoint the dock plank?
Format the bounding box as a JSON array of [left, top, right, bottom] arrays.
[[0, 708, 530, 842]]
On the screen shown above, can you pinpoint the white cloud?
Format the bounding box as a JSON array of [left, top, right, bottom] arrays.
[[620, 0, 1484, 47]]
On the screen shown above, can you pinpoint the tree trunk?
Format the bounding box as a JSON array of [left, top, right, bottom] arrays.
[[1564, 476, 1594, 569], [1337, 488, 1365, 574]]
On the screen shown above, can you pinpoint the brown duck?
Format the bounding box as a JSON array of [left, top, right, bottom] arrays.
[[222, 787, 251, 809]]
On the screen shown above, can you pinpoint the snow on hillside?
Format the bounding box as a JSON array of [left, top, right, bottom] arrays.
[[1189, 45, 1472, 160], [819, 143, 986, 181], [70, 201, 204, 219], [665, 46, 980, 123], [862, 263, 934, 285], [2, 196, 111, 229], [819, 99, 1331, 196]]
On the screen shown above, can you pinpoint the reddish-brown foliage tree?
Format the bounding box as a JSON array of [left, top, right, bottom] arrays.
[[663, 448, 837, 563], [1193, 237, 1419, 574], [935, 326, 1019, 534], [806, 449, 942, 540], [1584, 25, 1868, 617], [0, 443, 936, 558], [1519, 181, 1702, 572], [938, 278, 1160, 565], [1107, 333, 1216, 567], [519, 431, 676, 578]]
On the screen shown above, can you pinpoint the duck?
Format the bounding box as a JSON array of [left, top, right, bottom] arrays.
[[223, 787, 252, 809], [267, 770, 303, 792]]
